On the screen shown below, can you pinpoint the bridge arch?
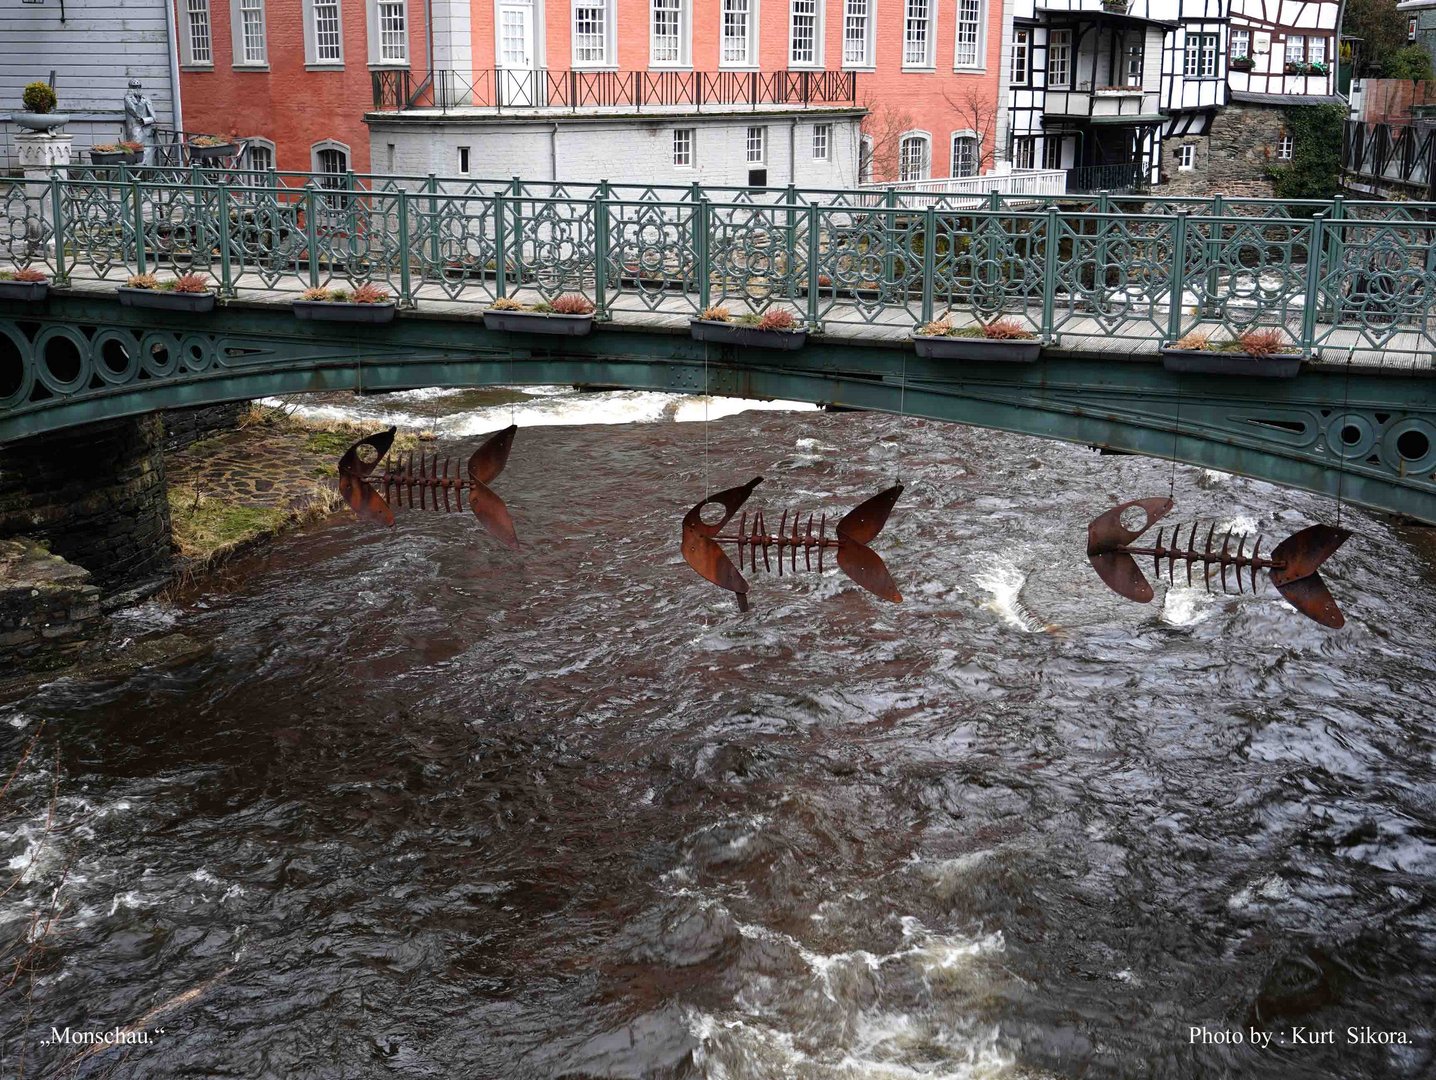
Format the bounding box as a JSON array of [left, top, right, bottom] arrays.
[[1, 299, 1435, 525]]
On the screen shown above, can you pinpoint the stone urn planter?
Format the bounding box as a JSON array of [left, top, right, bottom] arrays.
[[118, 287, 216, 313], [1159, 346, 1303, 378], [690, 318, 808, 350], [13, 112, 71, 134], [913, 335, 1042, 362]]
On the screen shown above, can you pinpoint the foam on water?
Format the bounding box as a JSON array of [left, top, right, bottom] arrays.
[[970, 559, 1046, 633]]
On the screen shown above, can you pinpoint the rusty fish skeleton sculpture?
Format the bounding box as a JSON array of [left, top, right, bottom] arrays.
[[1087, 497, 1352, 628], [682, 476, 903, 611], [337, 425, 520, 549]]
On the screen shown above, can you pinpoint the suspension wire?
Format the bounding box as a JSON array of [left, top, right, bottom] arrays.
[[703, 345, 711, 499], [1335, 343, 1357, 528], [1169, 372, 1182, 499]]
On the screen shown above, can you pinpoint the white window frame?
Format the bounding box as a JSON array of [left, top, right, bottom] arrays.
[[673, 127, 695, 167], [244, 137, 276, 178], [458, 145, 472, 173], [1285, 35, 1305, 64], [903, 0, 934, 68], [1013, 136, 1035, 170], [1308, 37, 1326, 65], [746, 125, 766, 163], [859, 134, 874, 182], [1231, 28, 1250, 58], [1047, 29, 1071, 88], [304, 0, 345, 66], [312, 139, 351, 208], [650, 0, 690, 67], [953, 0, 983, 70], [812, 123, 831, 160], [842, 0, 874, 68], [720, 0, 756, 68], [1277, 132, 1293, 159], [573, 0, 615, 68], [1011, 28, 1030, 83], [231, 0, 268, 66], [181, 0, 214, 66], [1185, 33, 1216, 77], [789, 0, 822, 68], [366, 0, 409, 65], [950, 131, 979, 177], [1042, 136, 1062, 170], [898, 130, 931, 183], [1178, 143, 1195, 170], [1409, 15, 1418, 40], [1125, 35, 1143, 85]]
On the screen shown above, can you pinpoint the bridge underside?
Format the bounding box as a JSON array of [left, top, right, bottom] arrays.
[[4, 298, 1436, 524]]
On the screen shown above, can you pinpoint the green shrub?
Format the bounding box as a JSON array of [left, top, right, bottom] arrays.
[[1267, 103, 1346, 201], [21, 82, 57, 114]]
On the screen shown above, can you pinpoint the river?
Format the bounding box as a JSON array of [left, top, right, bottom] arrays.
[[3, 387, 1435, 1079]]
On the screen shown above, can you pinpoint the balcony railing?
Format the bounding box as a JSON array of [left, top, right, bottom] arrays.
[[1065, 161, 1149, 194], [859, 169, 1067, 208], [372, 68, 859, 113]]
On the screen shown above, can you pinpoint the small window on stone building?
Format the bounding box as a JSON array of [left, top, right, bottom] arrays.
[[458, 146, 471, 174], [1277, 132, 1293, 160], [673, 127, 694, 167], [1409, 15, 1418, 40], [1178, 144, 1195, 171]]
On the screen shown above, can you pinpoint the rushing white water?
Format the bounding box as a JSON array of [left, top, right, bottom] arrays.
[[262, 385, 817, 437]]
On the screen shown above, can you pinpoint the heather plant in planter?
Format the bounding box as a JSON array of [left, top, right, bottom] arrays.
[[91, 141, 144, 165], [483, 293, 596, 336], [690, 304, 808, 350], [118, 272, 217, 312], [913, 316, 1041, 362], [0, 266, 50, 302], [293, 282, 397, 323], [1160, 327, 1303, 377]]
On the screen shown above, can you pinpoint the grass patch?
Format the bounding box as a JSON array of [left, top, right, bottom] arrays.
[[169, 485, 341, 567]]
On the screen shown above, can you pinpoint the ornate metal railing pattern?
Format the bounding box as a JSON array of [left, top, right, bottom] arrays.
[[5, 171, 1436, 360], [371, 67, 860, 112]]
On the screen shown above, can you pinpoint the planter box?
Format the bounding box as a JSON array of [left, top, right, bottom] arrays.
[[293, 299, 397, 324], [0, 280, 49, 302], [117, 287, 216, 313], [90, 150, 142, 166], [690, 318, 808, 350], [483, 310, 594, 336], [1160, 347, 1303, 378], [188, 142, 239, 162], [913, 335, 1042, 363]]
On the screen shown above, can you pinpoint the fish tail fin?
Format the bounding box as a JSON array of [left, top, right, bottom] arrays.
[[468, 480, 520, 550], [1270, 524, 1351, 628], [836, 538, 902, 602]]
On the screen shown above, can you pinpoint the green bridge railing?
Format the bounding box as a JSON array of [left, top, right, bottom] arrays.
[[4, 168, 1436, 362]]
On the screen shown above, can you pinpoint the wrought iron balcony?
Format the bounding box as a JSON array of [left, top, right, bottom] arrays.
[[1064, 161, 1149, 194], [371, 68, 859, 113]]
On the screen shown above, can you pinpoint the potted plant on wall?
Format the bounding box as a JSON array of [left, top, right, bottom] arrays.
[[0, 267, 50, 302], [1159, 328, 1303, 377], [689, 305, 808, 350], [294, 282, 397, 323], [187, 134, 239, 162], [14, 82, 70, 134], [1230, 54, 1255, 71], [119, 272, 217, 312], [912, 317, 1042, 362], [1284, 61, 1311, 75], [90, 141, 145, 166], [483, 294, 596, 336]]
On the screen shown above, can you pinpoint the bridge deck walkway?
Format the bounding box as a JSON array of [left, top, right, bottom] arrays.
[[50, 270, 1432, 371]]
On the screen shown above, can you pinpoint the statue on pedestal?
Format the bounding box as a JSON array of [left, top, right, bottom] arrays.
[[121, 79, 157, 165]]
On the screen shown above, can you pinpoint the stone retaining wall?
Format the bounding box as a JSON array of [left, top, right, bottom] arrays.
[[0, 416, 172, 590], [1161, 103, 1283, 198], [0, 539, 102, 664], [163, 401, 248, 453]]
